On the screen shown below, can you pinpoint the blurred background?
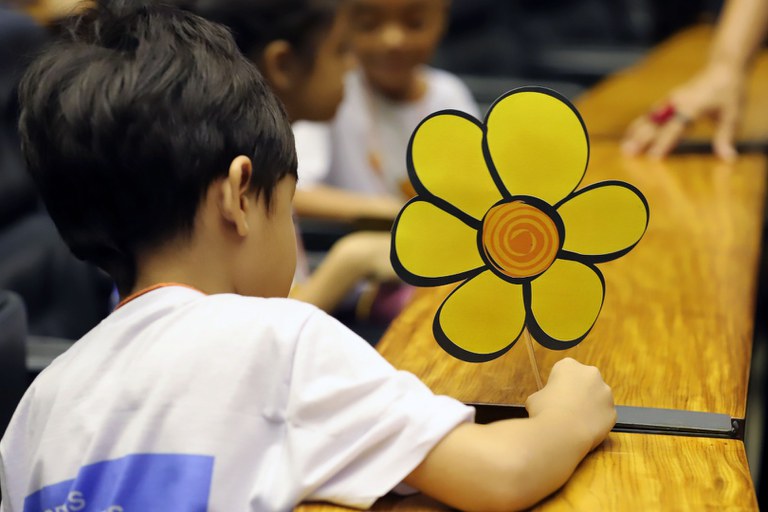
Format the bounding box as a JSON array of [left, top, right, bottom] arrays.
[[0, 0, 730, 343], [438, 0, 725, 109], [4, 0, 727, 107]]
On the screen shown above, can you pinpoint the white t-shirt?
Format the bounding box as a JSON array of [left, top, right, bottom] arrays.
[[294, 67, 479, 199], [0, 286, 473, 511]]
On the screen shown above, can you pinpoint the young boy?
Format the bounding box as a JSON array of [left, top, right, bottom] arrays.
[[292, 0, 479, 219], [0, 2, 616, 511], [174, 0, 400, 318]]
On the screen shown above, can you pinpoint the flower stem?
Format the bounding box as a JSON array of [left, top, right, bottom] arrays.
[[524, 328, 544, 390]]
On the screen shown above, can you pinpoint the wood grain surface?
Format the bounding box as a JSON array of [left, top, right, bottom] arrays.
[[297, 22, 765, 512], [576, 25, 768, 145], [297, 434, 757, 511], [377, 142, 765, 419]]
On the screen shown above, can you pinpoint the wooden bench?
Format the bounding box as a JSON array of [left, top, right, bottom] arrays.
[[299, 23, 767, 510]]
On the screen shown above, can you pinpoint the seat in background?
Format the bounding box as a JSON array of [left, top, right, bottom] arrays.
[[0, 290, 27, 438]]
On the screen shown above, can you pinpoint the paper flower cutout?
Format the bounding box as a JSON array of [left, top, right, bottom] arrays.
[[391, 87, 649, 362]]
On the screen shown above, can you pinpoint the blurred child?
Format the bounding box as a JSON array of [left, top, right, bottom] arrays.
[[293, 0, 479, 220], [181, 0, 404, 319], [0, 2, 616, 510]]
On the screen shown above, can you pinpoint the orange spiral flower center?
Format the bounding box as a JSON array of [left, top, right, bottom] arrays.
[[482, 201, 560, 279]]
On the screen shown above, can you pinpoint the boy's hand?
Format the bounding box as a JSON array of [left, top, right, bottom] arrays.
[[406, 358, 616, 509], [525, 358, 616, 450]]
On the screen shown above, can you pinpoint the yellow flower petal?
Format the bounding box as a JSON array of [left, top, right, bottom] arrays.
[[436, 270, 525, 361], [558, 182, 649, 260], [392, 199, 485, 284], [528, 259, 604, 349], [410, 112, 503, 221], [486, 89, 588, 205]]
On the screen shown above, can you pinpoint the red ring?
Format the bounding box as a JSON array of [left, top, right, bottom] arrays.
[[649, 103, 676, 125]]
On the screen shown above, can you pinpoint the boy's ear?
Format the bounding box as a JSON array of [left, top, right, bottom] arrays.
[[219, 155, 253, 237], [261, 40, 300, 94]]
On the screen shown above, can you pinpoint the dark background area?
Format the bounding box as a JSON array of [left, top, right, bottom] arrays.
[[435, 0, 723, 107]]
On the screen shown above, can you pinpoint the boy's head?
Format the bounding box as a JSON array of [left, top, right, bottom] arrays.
[[179, 0, 349, 122], [18, 0, 298, 296], [348, 0, 448, 100]]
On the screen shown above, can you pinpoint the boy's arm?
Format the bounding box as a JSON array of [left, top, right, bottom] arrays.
[[293, 186, 403, 222], [404, 358, 616, 511], [405, 414, 592, 511]]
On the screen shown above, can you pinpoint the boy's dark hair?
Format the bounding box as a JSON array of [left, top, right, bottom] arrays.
[[176, 0, 339, 68], [18, 0, 297, 295]]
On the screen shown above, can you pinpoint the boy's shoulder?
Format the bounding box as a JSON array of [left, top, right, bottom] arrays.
[[422, 67, 472, 98], [119, 287, 321, 328], [341, 66, 473, 109], [124, 289, 327, 344], [421, 67, 478, 117], [423, 66, 465, 86], [39, 289, 331, 379], [23, 289, 360, 422]]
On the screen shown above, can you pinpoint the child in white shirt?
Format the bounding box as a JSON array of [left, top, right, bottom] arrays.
[[0, 1, 616, 510], [293, 0, 480, 218]]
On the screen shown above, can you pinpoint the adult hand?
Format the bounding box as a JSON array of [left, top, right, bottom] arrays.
[[622, 63, 746, 161]]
